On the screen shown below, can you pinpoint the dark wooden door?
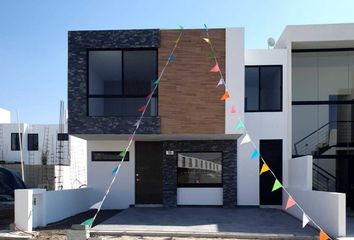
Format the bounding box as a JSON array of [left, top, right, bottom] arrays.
[[135, 141, 162, 204], [260, 139, 283, 205], [348, 156, 354, 210]]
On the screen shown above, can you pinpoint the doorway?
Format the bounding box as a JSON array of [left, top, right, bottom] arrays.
[[259, 139, 283, 205], [135, 141, 163, 204]]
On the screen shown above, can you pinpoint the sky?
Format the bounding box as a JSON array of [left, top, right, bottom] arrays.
[[1, 0, 354, 124]]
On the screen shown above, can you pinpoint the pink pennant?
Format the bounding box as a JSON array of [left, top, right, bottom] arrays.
[[285, 196, 296, 209], [210, 64, 220, 73], [146, 92, 153, 99], [128, 135, 134, 142], [230, 105, 236, 113]]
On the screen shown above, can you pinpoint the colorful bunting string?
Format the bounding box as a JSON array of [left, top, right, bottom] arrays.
[[204, 25, 331, 239], [81, 27, 185, 229], [220, 91, 230, 100], [217, 78, 225, 87], [240, 134, 251, 145]]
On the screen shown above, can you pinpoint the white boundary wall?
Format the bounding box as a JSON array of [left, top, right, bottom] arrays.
[[285, 156, 346, 237], [15, 188, 93, 231], [0, 108, 11, 123]]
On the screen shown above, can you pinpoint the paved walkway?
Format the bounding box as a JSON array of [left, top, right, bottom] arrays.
[[347, 217, 354, 236], [92, 207, 318, 238]]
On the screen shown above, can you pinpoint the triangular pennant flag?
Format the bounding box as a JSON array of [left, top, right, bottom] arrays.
[[154, 78, 160, 85], [230, 105, 236, 114], [260, 163, 270, 175], [119, 151, 126, 158], [236, 120, 244, 130], [81, 218, 94, 226], [220, 91, 230, 101], [204, 23, 208, 32], [179, 25, 184, 30], [217, 78, 225, 87], [302, 213, 310, 228], [272, 179, 282, 192], [203, 38, 210, 44], [251, 149, 260, 160], [285, 196, 296, 209], [168, 53, 174, 62], [112, 166, 119, 175], [208, 51, 216, 57], [146, 92, 153, 99], [320, 230, 329, 240], [134, 120, 140, 127], [210, 64, 220, 73], [90, 200, 103, 209], [240, 134, 251, 145], [138, 105, 146, 112]]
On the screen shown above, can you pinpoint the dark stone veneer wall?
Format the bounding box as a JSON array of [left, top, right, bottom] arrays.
[[68, 29, 161, 134], [162, 140, 237, 208]]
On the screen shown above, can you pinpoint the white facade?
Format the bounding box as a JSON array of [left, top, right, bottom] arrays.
[[0, 108, 11, 123]]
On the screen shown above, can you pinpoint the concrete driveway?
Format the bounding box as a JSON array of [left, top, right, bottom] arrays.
[[92, 207, 319, 239]]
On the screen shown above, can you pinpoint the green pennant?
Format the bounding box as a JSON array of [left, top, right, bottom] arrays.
[[119, 151, 126, 158], [179, 25, 184, 30], [236, 120, 244, 130], [272, 180, 282, 192], [81, 217, 94, 227], [154, 78, 160, 85], [208, 51, 216, 57]]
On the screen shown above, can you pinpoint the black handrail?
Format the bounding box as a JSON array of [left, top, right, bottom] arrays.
[[294, 120, 353, 155], [313, 162, 336, 180]]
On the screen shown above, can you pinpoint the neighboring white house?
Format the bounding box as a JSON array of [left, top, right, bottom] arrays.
[[0, 108, 87, 190]]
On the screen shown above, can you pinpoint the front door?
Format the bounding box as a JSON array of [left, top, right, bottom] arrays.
[[135, 141, 162, 204], [259, 139, 283, 205]]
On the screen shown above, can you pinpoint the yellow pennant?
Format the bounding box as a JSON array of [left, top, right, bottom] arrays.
[[260, 163, 270, 175]]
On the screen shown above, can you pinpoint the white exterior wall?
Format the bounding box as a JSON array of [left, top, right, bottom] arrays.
[[0, 108, 11, 123], [225, 27, 245, 135], [87, 140, 134, 209], [238, 49, 289, 205], [0, 123, 27, 163]]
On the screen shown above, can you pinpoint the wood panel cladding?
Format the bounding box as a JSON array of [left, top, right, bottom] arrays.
[[158, 29, 225, 134]]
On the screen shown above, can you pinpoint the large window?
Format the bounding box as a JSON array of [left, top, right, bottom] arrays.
[[27, 134, 38, 151], [245, 65, 282, 112], [88, 49, 157, 117], [177, 152, 222, 187], [11, 133, 22, 151]]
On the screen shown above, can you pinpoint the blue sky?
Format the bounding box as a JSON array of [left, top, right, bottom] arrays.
[[1, 0, 354, 123]]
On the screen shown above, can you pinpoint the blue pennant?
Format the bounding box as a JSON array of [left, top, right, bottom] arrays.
[[168, 53, 174, 62], [251, 149, 260, 160], [112, 165, 120, 175], [204, 24, 208, 32]]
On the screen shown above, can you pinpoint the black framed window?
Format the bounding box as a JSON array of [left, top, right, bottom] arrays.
[[177, 152, 222, 187], [57, 133, 69, 141], [88, 49, 158, 117], [92, 151, 129, 161], [27, 134, 38, 151], [245, 65, 282, 112], [11, 133, 22, 151]]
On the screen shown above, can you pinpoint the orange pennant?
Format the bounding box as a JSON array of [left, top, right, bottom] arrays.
[[320, 230, 329, 240], [220, 91, 230, 100], [285, 196, 296, 209], [210, 64, 220, 72], [138, 105, 146, 112]]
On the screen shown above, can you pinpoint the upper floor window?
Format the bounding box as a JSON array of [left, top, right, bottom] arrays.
[[88, 49, 157, 117], [245, 65, 282, 112], [28, 134, 39, 151], [11, 133, 22, 151]]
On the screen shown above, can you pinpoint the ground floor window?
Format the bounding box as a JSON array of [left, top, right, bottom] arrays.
[[177, 152, 222, 187]]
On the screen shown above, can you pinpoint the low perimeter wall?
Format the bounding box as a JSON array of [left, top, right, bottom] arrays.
[[15, 188, 93, 231], [286, 156, 346, 237]]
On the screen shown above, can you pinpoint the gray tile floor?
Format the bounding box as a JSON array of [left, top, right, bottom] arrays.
[[347, 217, 354, 236], [92, 207, 318, 237]]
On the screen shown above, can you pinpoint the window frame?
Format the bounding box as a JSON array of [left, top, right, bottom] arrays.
[[11, 133, 22, 151], [86, 48, 158, 117], [177, 151, 223, 188], [91, 151, 130, 162], [27, 133, 39, 151], [245, 65, 283, 112]]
